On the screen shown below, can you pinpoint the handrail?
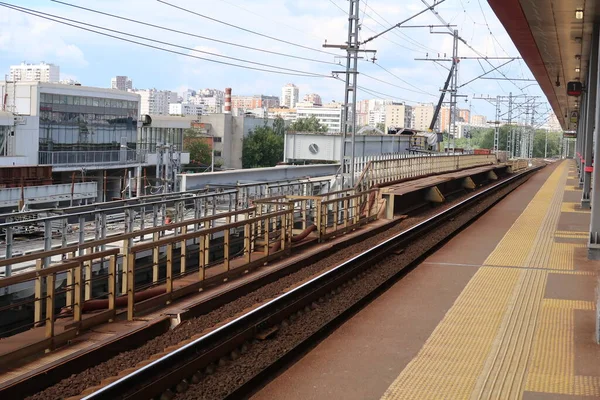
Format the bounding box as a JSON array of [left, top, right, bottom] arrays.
[[0, 207, 256, 268]]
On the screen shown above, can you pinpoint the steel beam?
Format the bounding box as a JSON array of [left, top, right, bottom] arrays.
[[589, 23, 600, 259], [582, 24, 599, 207]]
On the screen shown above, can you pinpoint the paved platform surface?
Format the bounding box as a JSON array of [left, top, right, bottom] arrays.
[[253, 160, 600, 400]]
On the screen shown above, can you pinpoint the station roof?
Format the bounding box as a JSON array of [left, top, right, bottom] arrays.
[[488, 0, 598, 130]]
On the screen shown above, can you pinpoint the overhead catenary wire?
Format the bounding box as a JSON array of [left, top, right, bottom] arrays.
[[156, 0, 340, 57], [361, 71, 438, 96], [5, 2, 432, 107], [372, 61, 438, 96], [50, 0, 338, 66], [363, 2, 439, 53], [1, 3, 331, 78], [215, 0, 325, 42]]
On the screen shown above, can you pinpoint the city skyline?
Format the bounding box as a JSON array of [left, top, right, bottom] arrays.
[[0, 0, 550, 124]]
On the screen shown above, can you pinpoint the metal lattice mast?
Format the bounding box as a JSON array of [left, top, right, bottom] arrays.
[[507, 92, 513, 158], [494, 96, 501, 155], [325, 0, 370, 188], [449, 30, 459, 151]]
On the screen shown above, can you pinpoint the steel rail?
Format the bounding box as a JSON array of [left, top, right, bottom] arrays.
[[82, 166, 543, 400]]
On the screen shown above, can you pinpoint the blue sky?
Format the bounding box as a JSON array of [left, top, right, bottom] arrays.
[[0, 0, 551, 122]]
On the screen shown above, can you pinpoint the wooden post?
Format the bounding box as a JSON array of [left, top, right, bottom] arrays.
[[126, 252, 135, 321], [180, 226, 187, 274], [224, 215, 231, 271], [316, 201, 323, 242], [121, 239, 129, 295], [152, 232, 159, 283], [74, 262, 82, 323], [333, 200, 339, 232], [244, 221, 251, 263], [166, 243, 173, 299], [34, 259, 43, 325], [264, 216, 270, 257], [199, 235, 206, 281], [84, 247, 92, 301], [65, 251, 76, 308], [343, 198, 349, 228], [108, 254, 116, 321], [301, 199, 307, 230], [45, 273, 55, 340]]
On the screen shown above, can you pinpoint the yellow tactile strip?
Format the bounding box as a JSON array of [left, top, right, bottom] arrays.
[[379, 267, 522, 400], [525, 299, 600, 396], [380, 161, 600, 399], [547, 243, 586, 271], [555, 230, 588, 240], [561, 202, 591, 213]]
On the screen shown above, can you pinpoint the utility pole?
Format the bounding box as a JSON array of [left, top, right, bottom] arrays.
[[494, 96, 501, 155], [449, 30, 459, 152], [324, 0, 375, 188], [507, 92, 513, 158]]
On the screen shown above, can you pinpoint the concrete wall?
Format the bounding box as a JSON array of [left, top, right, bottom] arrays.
[[180, 164, 338, 190], [197, 114, 276, 170], [284, 133, 411, 162]]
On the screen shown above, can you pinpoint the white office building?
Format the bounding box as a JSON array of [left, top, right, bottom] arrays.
[[135, 89, 178, 115], [0, 81, 190, 203], [169, 102, 204, 117], [9, 62, 60, 83], [281, 83, 299, 109], [296, 107, 342, 133], [111, 76, 133, 91]]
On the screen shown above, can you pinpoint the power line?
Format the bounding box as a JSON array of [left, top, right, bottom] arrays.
[[6, 3, 335, 76], [2, 3, 330, 78], [51, 0, 338, 66], [361, 0, 449, 45], [371, 62, 437, 96], [361, 71, 437, 96], [327, 0, 347, 14], [156, 0, 340, 57], [363, 2, 439, 53], [215, 0, 325, 42]]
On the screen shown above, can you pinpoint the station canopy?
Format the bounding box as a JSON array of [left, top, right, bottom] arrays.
[[488, 0, 599, 130]]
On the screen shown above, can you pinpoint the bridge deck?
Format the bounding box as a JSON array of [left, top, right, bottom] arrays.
[[254, 160, 600, 400]]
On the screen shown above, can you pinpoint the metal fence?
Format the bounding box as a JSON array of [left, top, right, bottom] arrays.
[[355, 154, 498, 191], [38, 150, 143, 167]]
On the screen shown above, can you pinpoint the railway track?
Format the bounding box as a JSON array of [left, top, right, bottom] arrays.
[[75, 166, 542, 400]]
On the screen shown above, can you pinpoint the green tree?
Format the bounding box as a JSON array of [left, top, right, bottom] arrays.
[[273, 116, 286, 136], [183, 128, 212, 166], [288, 116, 328, 132], [532, 130, 561, 158], [376, 122, 385, 133], [185, 140, 212, 166], [242, 125, 284, 168]]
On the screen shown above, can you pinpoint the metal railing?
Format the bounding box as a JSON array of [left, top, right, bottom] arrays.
[[355, 154, 498, 191], [38, 150, 145, 167], [0, 206, 294, 348]]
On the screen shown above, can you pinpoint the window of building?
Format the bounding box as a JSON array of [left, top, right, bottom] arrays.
[[214, 150, 222, 157]]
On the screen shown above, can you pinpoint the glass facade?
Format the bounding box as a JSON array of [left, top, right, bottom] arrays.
[[38, 92, 138, 153], [139, 126, 183, 153], [0, 126, 9, 156]]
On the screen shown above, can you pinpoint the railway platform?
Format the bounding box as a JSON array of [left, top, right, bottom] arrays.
[[254, 160, 600, 400]]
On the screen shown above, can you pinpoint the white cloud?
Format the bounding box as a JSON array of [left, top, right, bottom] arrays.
[[0, 10, 88, 67], [0, 0, 548, 120]]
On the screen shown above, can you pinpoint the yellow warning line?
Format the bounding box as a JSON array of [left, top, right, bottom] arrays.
[[380, 162, 571, 400], [525, 299, 600, 396], [561, 202, 591, 213]]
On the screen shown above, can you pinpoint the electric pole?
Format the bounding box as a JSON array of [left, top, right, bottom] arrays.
[[324, 0, 375, 188], [507, 92, 513, 158]]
